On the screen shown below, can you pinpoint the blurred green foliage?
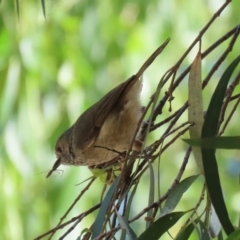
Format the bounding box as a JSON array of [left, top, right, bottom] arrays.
[[0, 0, 240, 239]]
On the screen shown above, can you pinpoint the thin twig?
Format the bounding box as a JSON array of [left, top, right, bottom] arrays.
[[47, 177, 96, 239], [34, 204, 100, 240]]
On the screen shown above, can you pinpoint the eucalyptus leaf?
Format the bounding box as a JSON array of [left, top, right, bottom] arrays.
[[41, 0, 46, 18], [91, 177, 120, 239], [188, 51, 204, 173], [183, 136, 240, 149], [146, 162, 155, 228], [15, 0, 20, 19], [115, 210, 137, 240], [138, 212, 186, 240], [160, 175, 199, 217], [209, 204, 222, 237], [199, 220, 210, 240], [218, 231, 224, 240], [200, 55, 240, 236], [175, 219, 199, 240]]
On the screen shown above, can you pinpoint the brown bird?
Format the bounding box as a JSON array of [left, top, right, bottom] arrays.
[[46, 39, 170, 178]]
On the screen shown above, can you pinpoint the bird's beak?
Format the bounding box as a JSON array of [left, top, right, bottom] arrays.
[[46, 158, 61, 178]]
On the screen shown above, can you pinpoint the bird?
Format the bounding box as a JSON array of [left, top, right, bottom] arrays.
[[46, 39, 170, 178]]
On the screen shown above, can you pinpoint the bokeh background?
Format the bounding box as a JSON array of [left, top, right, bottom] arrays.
[[1, 0, 240, 239]]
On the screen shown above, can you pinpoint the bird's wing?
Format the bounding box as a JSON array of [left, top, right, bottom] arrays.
[[72, 38, 170, 151]]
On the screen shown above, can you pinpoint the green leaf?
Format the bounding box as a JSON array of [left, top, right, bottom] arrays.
[[183, 136, 240, 149], [194, 221, 202, 240], [115, 210, 137, 240], [209, 204, 222, 238], [225, 229, 240, 240], [91, 177, 120, 239], [120, 182, 139, 240], [175, 220, 199, 240], [160, 175, 199, 216], [137, 212, 186, 240], [188, 51, 204, 172], [202, 56, 240, 137], [201, 55, 240, 236], [199, 220, 210, 240], [15, 0, 20, 19], [146, 162, 155, 228], [41, 0, 46, 18], [217, 231, 224, 240]]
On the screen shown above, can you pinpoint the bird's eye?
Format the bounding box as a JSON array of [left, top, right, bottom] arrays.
[[56, 146, 62, 153]]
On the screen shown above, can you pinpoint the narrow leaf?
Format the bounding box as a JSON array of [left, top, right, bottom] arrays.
[[115, 209, 137, 240], [188, 51, 204, 172], [194, 221, 202, 240], [15, 0, 20, 20], [146, 162, 155, 228], [209, 204, 222, 238], [120, 183, 139, 240], [202, 56, 240, 137], [201, 55, 240, 236], [41, 0, 46, 18], [218, 231, 224, 240], [91, 177, 120, 239], [183, 136, 240, 149], [160, 175, 198, 216], [175, 219, 199, 240], [199, 220, 211, 240], [138, 212, 186, 240]]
